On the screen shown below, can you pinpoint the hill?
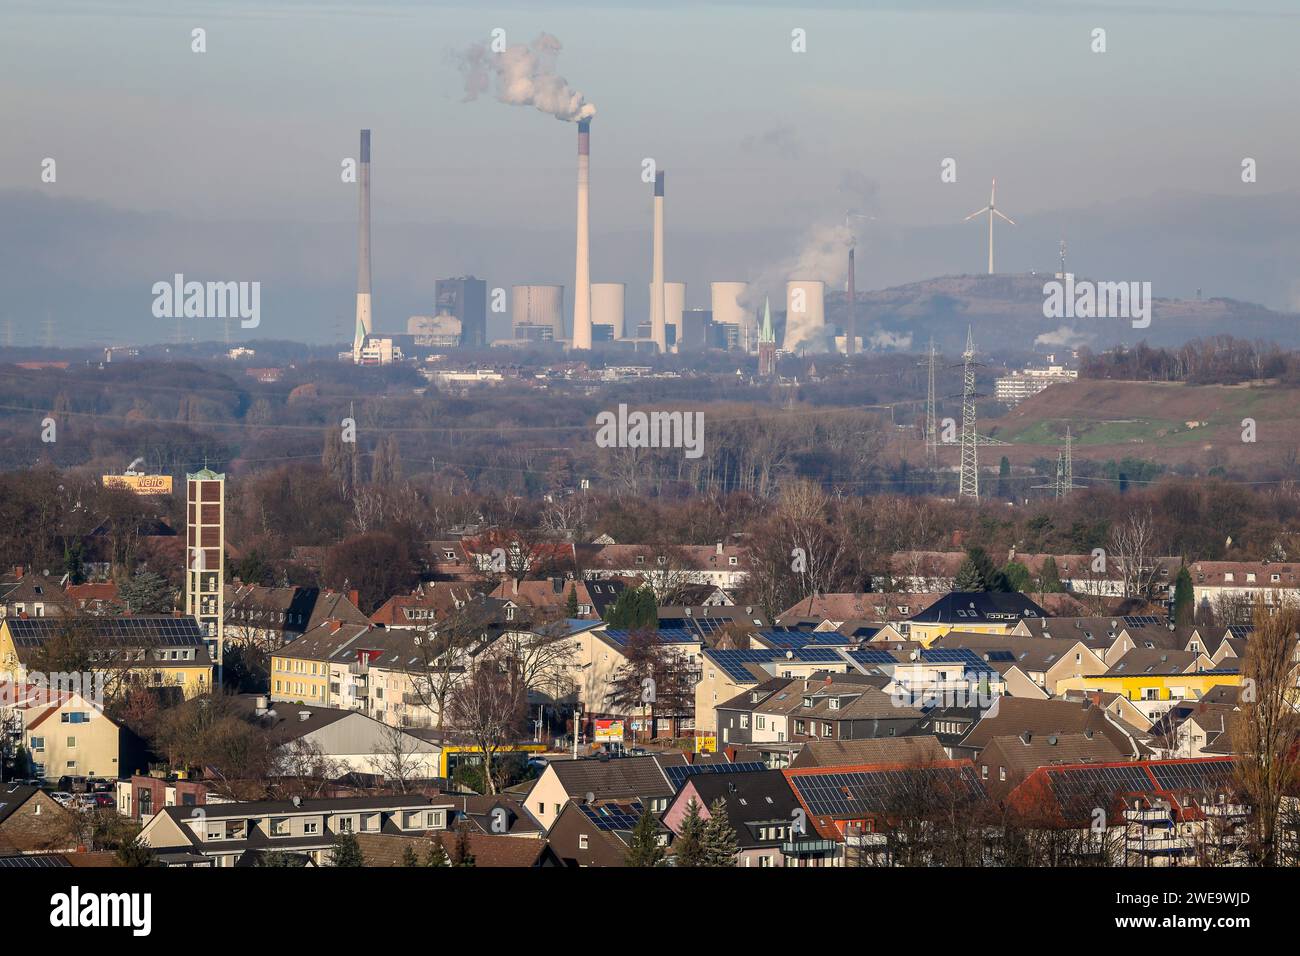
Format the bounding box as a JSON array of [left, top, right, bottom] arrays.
[[832, 274, 1300, 354]]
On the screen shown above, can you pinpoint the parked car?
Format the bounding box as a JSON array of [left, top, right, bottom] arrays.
[[50, 791, 75, 807]]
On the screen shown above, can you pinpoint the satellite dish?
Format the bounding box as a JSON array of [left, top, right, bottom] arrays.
[[583, 791, 595, 805], [291, 795, 302, 807]]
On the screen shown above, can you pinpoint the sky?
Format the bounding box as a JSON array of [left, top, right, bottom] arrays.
[[4, 0, 1300, 345]]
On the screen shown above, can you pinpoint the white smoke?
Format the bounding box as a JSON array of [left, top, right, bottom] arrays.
[[747, 221, 852, 354], [869, 329, 913, 351], [458, 33, 596, 122], [1034, 324, 1094, 349]]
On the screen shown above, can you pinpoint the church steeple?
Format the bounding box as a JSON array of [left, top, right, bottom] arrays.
[[759, 296, 775, 344]]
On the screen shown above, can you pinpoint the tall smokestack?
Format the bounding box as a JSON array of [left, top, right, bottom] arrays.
[[650, 170, 666, 353], [354, 129, 373, 355], [846, 245, 856, 355], [571, 118, 592, 350]]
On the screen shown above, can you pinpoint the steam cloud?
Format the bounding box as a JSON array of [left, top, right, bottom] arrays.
[[1034, 324, 1095, 349], [748, 221, 853, 354], [458, 33, 596, 122]]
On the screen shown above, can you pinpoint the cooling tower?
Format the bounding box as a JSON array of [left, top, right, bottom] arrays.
[[591, 282, 626, 339], [512, 284, 565, 338], [354, 129, 373, 353], [650, 170, 666, 353], [846, 246, 857, 356], [784, 279, 827, 353], [665, 281, 685, 351], [571, 119, 592, 350], [710, 281, 749, 332]]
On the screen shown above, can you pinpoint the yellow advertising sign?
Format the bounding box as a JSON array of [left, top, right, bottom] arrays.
[[695, 735, 717, 754], [102, 474, 173, 495]]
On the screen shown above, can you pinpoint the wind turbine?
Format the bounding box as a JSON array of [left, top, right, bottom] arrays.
[[963, 178, 1015, 274]]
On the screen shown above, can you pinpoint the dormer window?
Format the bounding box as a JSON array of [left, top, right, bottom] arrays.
[[635, 556, 645, 565], [829, 698, 840, 710], [802, 696, 813, 707], [728, 557, 738, 566]]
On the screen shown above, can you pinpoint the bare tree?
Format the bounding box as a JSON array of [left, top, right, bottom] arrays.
[[1108, 508, 1160, 599], [447, 652, 527, 795], [1232, 595, 1300, 866], [370, 723, 430, 793]]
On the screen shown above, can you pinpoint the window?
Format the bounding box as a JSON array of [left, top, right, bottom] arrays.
[[339, 818, 354, 833], [756, 716, 766, 730], [999, 767, 1007, 781], [303, 821, 319, 835], [578, 834, 589, 850], [30, 737, 44, 751], [271, 818, 290, 836], [66, 737, 76, 748], [981, 765, 989, 779]]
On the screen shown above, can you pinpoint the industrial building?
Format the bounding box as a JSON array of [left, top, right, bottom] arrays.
[[434, 276, 488, 348]]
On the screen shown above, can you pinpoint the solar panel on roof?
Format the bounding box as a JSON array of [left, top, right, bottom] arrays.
[[788, 765, 984, 817], [847, 648, 895, 666], [1123, 615, 1164, 628], [663, 761, 767, 790], [757, 630, 851, 649], [579, 801, 644, 832], [1148, 760, 1233, 794], [1226, 624, 1253, 640], [795, 647, 844, 662]]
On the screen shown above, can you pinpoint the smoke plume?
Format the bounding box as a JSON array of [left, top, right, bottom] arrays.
[[458, 33, 596, 122], [747, 221, 852, 354]]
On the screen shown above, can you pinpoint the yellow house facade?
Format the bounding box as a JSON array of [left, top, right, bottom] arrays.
[[1054, 670, 1244, 704], [0, 616, 214, 701]]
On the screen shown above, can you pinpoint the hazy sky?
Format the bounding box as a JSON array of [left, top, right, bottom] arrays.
[[5, 0, 1300, 344]]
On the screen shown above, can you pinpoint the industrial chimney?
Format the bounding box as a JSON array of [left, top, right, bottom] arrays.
[[846, 244, 856, 355], [353, 129, 373, 357], [571, 118, 593, 350], [650, 170, 666, 353]]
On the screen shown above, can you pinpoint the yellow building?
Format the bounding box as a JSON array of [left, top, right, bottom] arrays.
[[1054, 669, 1243, 704], [0, 616, 214, 701], [901, 592, 1048, 647]]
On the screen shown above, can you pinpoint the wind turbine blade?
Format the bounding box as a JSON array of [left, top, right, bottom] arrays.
[[993, 209, 1016, 225], [964, 207, 990, 221]]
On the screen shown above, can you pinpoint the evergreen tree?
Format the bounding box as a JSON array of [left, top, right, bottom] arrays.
[[451, 825, 476, 867], [673, 799, 706, 867], [330, 832, 364, 867], [996, 456, 1011, 500], [603, 587, 657, 628], [1038, 556, 1064, 593], [1002, 560, 1031, 593], [954, 557, 985, 592], [401, 845, 420, 867], [701, 798, 739, 867], [1174, 564, 1195, 626], [113, 837, 159, 868], [425, 840, 451, 867], [257, 850, 308, 867], [116, 570, 174, 614], [625, 806, 665, 867], [566, 584, 579, 618]]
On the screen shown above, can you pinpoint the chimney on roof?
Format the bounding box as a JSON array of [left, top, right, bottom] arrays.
[[298, 710, 311, 722], [329, 619, 343, 633], [349, 589, 360, 607], [512, 578, 518, 596], [716, 541, 723, 556], [12, 566, 22, 578]]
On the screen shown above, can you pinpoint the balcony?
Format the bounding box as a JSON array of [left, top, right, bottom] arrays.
[[781, 838, 840, 855], [348, 662, 368, 676]]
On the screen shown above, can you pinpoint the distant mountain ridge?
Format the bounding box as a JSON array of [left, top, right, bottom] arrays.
[[829, 273, 1298, 354]]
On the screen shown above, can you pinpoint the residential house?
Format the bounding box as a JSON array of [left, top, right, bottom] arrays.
[[0, 784, 75, 856], [902, 592, 1048, 646], [547, 798, 668, 866], [662, 769, 802, 867], [524, 753, 685, 831], [0, 616, 214, 700], [137, 793, 457, 867], [929, 630, 1108, 696], [695, 648, 854, 736]]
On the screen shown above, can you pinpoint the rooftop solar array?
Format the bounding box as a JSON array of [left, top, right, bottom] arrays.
[[1226, 624, 1253, 640], [578, 801, 644, 832], [602, 628, 698, 648], [707, 649, 782, 682], [846, 648, 896, 666], [1046, 764, 1157, 818], [1123, 615, 1165, 628], [757, 630, 851, 649], [788, 766, 984, 817], [1147, 759, 1233, 794], [795, 647, 847, 663], [0, 854, 69, 868], [6, 616, 206, 647], [663, 761, 768, 791]]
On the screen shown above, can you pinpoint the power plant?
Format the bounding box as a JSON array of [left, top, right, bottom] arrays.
[[353, 129, 373, 358], [664, 281, 685, 352], [783, 279, 825, 353], [591, 282, 626, 339], [650, 170, 666, 353], [512, 284, 565, 341], [571, 118, 593, 350]]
